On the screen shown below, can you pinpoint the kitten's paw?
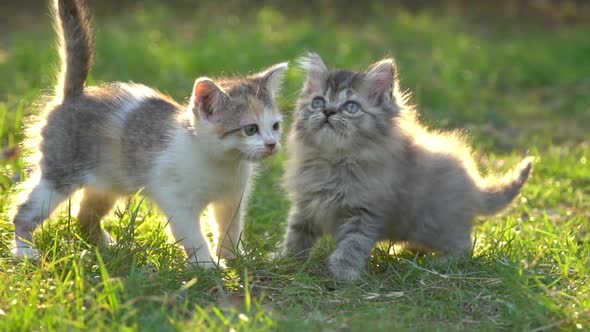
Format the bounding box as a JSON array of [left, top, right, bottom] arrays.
[[189, 256, 226, 269], [267, 251, 284, 260], [217, 247, 241, 261], [12, 242, 40, 260], [99, 230, 116, 248], [212, 258, 228, 269], [431, 252, 471, 269], [328, 255, 363, 282]]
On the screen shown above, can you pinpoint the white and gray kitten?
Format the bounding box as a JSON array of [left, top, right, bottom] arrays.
[[282, 53, 533, 281], [11, 0, 288, 268]]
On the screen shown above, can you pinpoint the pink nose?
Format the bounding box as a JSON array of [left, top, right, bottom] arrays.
[[266, 143, 276, 151]]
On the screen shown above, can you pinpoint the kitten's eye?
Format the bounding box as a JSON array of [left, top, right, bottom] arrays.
[[242, 124, 258, 136], [272, 122, 280, 131], [343, 101, 360, 114], [311, 97, 326, 110]]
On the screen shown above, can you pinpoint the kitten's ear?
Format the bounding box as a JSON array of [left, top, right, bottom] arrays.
[[366, 59, 396, 106], [192, 77, 229, 124], [298, 52, 328, 93], [257, 62, 289, 98]]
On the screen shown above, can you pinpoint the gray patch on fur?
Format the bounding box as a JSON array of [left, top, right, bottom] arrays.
[[36, 83, 182, 192], [121, 96, 183, 187], [40, 94, 113, 192]]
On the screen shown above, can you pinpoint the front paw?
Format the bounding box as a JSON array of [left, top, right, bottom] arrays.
[[328, 253, 363, 282], [98, 229, 116, 248], [197, 260, 225, 269], [267, 250, 285, 260], [281, 243, 312, 260], [217, 246, 240, 261], [12, 240, 40, 260], [188, 255, 226, 269]]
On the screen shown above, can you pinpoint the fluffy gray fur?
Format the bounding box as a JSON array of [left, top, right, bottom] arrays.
[[282, 53, 533, 282]]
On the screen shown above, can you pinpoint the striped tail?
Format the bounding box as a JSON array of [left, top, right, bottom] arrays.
[[52, 0, 95, 100]]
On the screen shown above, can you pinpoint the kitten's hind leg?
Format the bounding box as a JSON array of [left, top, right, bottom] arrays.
[[77, 188, 118, 247], [437, 232, 474, 265], [212, 193, 244, 260], [329, 213, 379, 282], [416, 216, 474, 265], [282, 209, 318, 260], [12, 178, 69, 258]]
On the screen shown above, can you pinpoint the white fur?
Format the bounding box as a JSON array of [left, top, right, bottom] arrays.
[[12, 178, 66, 259], [15, 88, 257, 267], [240, 109, 283, 159], [145, 118, 253, 267], [298, 52, 328, 92], [13, 0, 287, 267], [106, 84, 279, 267], [90, 90, 256, 267], [259, 62, 289, 98], [114, 83, 158, 120], [62, 107, 253, 268], [21, 178, 65, 221]]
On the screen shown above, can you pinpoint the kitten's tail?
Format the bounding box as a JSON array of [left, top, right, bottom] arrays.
[[478, 157, 534, 215], [52, 0, 95, 100]]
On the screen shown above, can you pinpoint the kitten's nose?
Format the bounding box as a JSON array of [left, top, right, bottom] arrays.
[[323, 107, 337, 117], [266, 143, 276, 151]]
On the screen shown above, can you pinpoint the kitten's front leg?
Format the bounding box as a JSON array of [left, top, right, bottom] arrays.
[[329, 212, 379, 282], [282, 208, 318, 259], [173, 213, 219, 268], [212, 192, 245, 260], [155, 197, 218, 268]]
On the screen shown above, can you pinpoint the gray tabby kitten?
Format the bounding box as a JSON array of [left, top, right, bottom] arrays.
[[282, 53, 533, 281], [11, 0, 288, 268]]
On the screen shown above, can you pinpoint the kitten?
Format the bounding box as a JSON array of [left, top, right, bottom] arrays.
[[11, 0, 288, 268], [282, 53, 533, 281]]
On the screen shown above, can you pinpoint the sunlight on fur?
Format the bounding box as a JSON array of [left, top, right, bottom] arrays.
[[163, 205, 221, 256], [9, 0, 286, 267]]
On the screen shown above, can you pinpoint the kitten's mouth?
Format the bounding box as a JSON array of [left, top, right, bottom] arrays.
[[243, 149, 277, 161], [320, 120, 334, 129]]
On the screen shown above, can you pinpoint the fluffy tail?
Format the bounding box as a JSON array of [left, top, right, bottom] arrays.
[[52, 0, 94, 100], [478, 157, 534, 215]]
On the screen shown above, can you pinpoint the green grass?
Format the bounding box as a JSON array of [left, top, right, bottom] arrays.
[[1, 2, 589, 331]]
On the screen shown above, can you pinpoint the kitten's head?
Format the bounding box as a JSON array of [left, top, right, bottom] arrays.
[[293, 53, 400, 152], [190, 62, 288, 161]]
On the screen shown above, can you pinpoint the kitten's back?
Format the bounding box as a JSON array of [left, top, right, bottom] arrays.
[[35, 83, 183, 192]]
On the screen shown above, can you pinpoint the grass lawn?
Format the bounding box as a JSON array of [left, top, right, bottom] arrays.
[[0, 2, 588, 330]]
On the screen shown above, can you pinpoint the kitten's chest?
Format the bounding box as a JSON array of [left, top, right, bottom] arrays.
[[152, 155, 250, 205], [296, 160, 370, 230], [197, 175, 248, 209], [196, 170, 246, 201]]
